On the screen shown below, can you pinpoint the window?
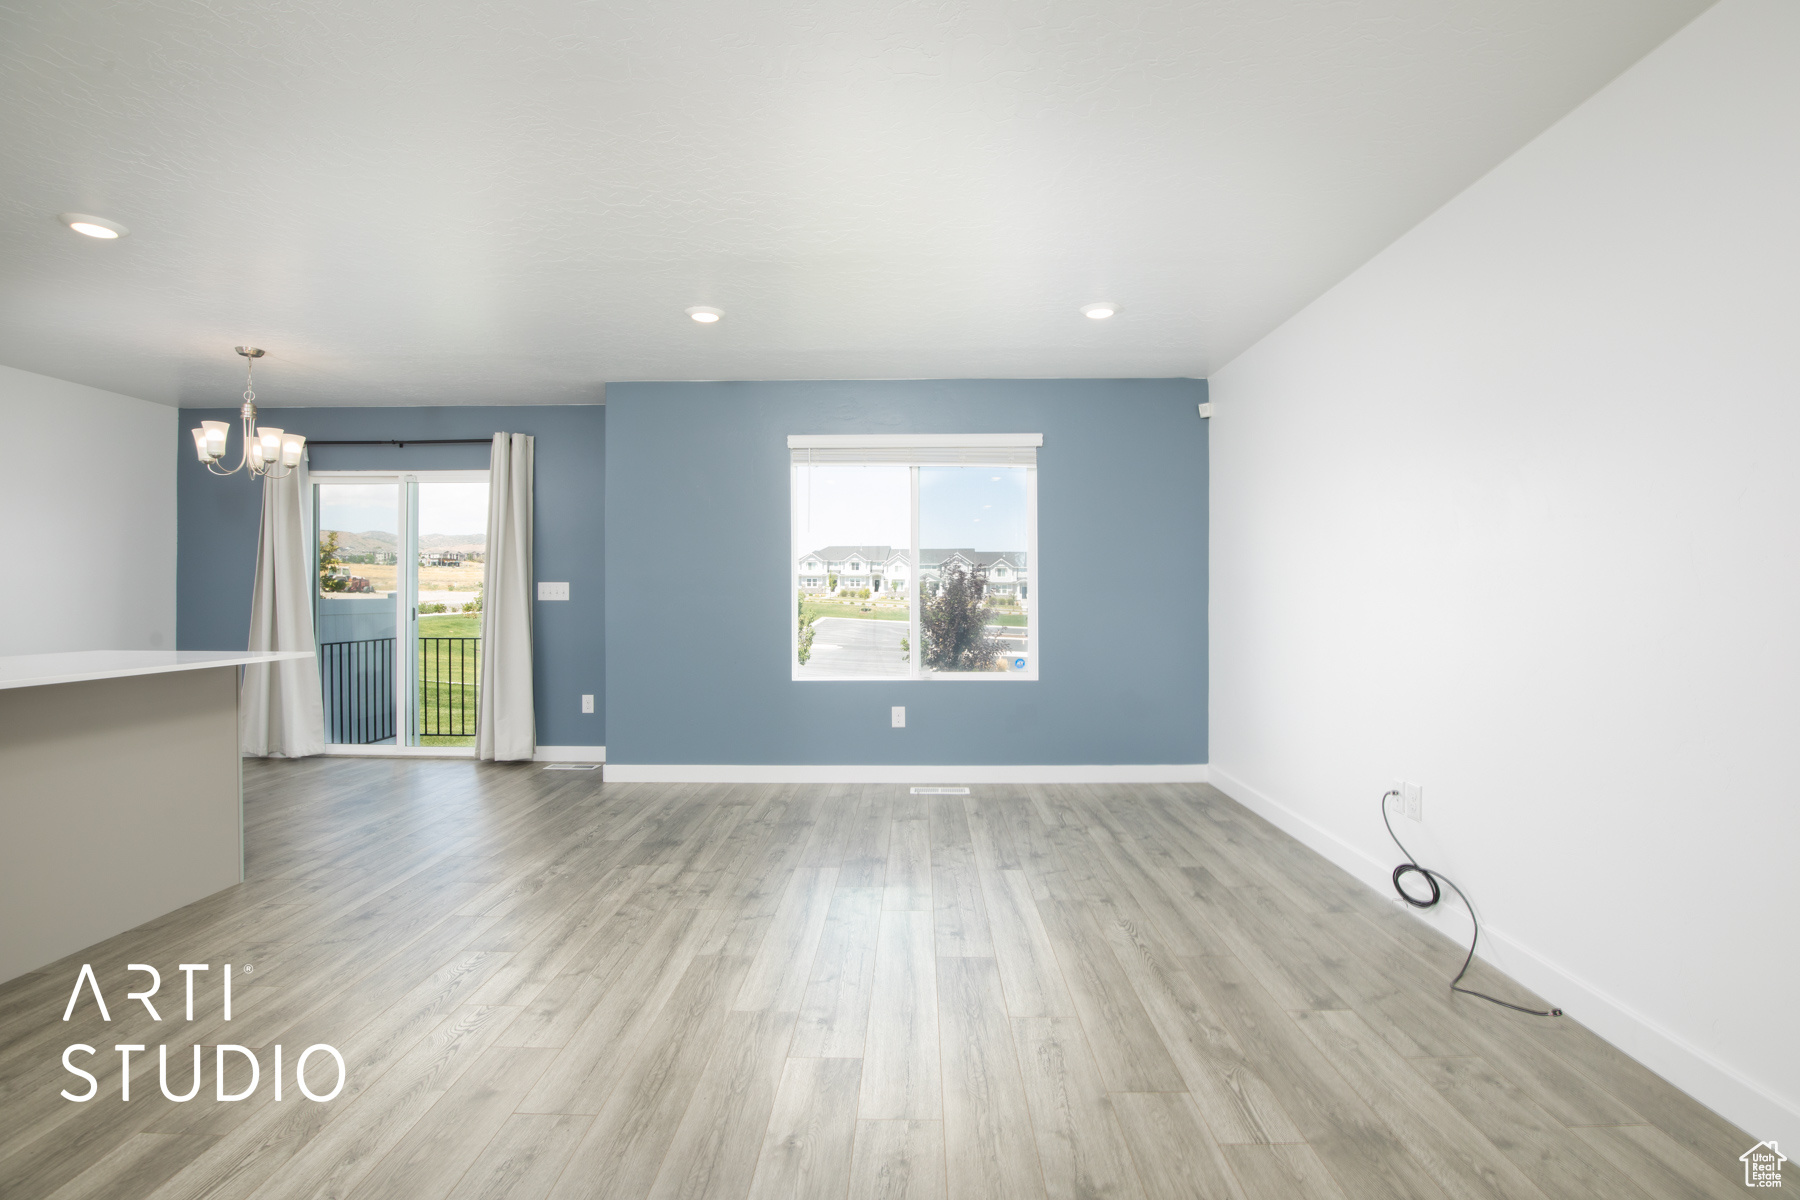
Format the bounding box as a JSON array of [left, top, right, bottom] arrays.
[[791, 434, 1038, 681]]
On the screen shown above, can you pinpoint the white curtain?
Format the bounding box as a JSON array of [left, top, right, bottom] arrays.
[[478, 433, 536, 761], [241, 452, 326, 757]]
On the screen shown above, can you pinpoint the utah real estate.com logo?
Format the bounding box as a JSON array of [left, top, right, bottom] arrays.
[[1742, 1141, 1786, 1189]]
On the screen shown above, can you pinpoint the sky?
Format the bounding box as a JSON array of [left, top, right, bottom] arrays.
[[793, 465, 1027, 556], [921, 466, 1027, 551], [316, 481, 487, 537], [419, 482, 488, 536], [318, 483, 397, 534], [794, 465, 909, 551]]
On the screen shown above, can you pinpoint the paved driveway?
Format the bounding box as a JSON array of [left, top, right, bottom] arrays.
[[801, 617, 908, 677]]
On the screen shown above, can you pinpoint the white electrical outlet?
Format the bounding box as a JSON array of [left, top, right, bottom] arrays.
[[891, 706, 905, 728], [1404, 782, 1423, 822], [581, 694, 594, 714]]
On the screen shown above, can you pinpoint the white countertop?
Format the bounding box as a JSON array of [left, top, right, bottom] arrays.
[[0, 650, 314, 690]]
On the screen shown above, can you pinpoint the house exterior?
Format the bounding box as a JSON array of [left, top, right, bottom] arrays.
[[925, 549, 1028, 598], [797, 545, 901, 593], [799, 546, 1028, 598]]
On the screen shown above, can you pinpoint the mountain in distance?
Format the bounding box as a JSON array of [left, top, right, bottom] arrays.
[[420, 532, 486, 551], [321, 530, 485, 554], [322, 529, 394, 555]]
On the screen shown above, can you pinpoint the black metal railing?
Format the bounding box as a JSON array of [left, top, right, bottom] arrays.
[[419, 637, 481, 738], [319, 638, 396, 744]]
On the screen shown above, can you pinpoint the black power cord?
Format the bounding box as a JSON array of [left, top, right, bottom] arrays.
[[1381, 791, 1561, 1018]]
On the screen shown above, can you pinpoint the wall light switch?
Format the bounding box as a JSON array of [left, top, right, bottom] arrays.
[[537, 581, 570, 601], [891, 706, 905, 728], [581, 694, 594, 714]]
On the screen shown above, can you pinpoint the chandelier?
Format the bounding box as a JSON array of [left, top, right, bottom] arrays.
[[189, 347, 306, 477]]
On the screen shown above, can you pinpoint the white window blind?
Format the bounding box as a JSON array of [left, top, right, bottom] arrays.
[[788, 433, 1040, 466]]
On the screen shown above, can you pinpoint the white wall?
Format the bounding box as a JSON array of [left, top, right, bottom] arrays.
[[1209, 0, 1797, 1151], [0, 364, 176, 655]]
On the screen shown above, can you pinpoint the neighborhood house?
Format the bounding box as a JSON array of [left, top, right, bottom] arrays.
[[798, 546, 1028, 598]]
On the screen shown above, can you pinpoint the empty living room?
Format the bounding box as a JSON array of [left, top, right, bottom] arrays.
[[0, 0, 1794, 1197]]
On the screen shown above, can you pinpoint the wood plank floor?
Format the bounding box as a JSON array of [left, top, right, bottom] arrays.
[[0, 761, 1754, 1200]]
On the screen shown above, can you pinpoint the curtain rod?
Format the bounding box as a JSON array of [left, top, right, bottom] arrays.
[[306, 439, 494, 446]]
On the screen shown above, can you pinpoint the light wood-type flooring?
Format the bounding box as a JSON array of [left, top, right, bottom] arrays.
[[0, 760, 1755, 1200]]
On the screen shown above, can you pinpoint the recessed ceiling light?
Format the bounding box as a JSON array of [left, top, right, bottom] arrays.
[[686, 306, 723, 323], [60, 213, 128, 239], [1081, 302, 1117, 320]]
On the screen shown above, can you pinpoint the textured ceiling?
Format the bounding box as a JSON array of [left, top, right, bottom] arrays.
[[0, 0, 1710, 407]]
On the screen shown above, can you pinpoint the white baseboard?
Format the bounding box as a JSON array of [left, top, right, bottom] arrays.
[[313, 746, 607, 763], [317, 745, 475, 759], [534, 746, 607, 763], [1207, 764, 1799, 1149], [603, 763, 1209, 784]]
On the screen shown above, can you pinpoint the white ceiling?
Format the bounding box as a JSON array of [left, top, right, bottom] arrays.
[[0, 0, 1710, 407]]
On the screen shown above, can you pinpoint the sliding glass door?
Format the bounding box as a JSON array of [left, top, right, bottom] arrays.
[[316, 480, 401, 743], [313, 471, 489, 751], [413, 477, 487, 746]]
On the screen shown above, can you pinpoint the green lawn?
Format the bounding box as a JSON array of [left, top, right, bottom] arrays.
[[800, 599, 1028, 628], [418, 613, 481, 638], [417, 615, 480, 744], [802, 599, 910, 622]]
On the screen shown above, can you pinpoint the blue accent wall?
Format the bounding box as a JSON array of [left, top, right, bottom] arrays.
[[176, 404, 605, 747], [605, 380, 1207, 765]]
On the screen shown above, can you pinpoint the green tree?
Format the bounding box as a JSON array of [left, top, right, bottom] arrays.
[[920, 563, 1000, 671], [828, 573, 838, 591], [797, 595, 817, 665], [318, 530, 348, 593]]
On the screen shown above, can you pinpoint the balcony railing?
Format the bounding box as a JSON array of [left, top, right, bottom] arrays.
[[419, 637, 481, 738], [317, 635, 482, 744], [319, 637, 396, 745]]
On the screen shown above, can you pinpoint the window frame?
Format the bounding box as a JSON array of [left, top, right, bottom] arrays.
[[789, 435, 1039, 683]]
